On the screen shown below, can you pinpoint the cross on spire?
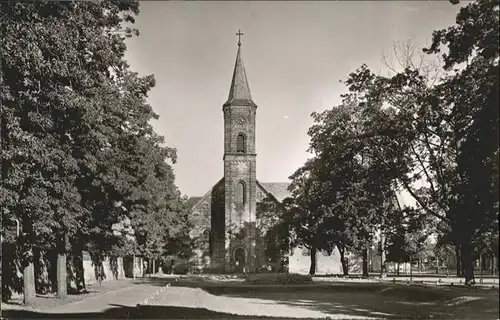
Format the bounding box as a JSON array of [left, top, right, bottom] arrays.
[[236, 29, 243, 46]]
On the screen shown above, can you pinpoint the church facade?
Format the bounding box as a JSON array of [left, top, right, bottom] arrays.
[[187, 39, 292, 273]]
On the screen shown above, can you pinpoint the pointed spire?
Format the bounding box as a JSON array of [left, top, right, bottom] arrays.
[[223, 31, 257, 108]]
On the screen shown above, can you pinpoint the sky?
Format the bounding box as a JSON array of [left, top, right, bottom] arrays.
[[124, 1, 463, 199]]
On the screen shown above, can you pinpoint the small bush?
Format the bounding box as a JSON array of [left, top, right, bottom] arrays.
[[244, 273, 312, 285], [170, 262, 187, 275]]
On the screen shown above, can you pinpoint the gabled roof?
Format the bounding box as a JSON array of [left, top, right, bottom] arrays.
[[188, 180, 291, 215], [258, 182, 291, 202], [187, 197, 202, 211], [188, 178, 224, 213], [223, 44, 257, 108]]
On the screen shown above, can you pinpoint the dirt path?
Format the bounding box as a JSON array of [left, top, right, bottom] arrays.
[[31, 282, 374, 319], [2, 278, 138, 312], [47, 284, 163, 314], [146, 286, 373, 319]]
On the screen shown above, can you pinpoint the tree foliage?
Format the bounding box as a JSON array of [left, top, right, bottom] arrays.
[[424, 0, 499, 282], [285, 97, 402, 275], [1, 0, 188, 300], [281, 0, 497, 284]]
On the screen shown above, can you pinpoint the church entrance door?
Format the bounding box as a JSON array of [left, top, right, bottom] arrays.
[[234, 248, 246, 273]]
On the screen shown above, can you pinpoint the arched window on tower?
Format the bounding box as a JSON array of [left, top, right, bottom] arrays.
[[236, 181, 246, 204], [236, 133, 246, 153]]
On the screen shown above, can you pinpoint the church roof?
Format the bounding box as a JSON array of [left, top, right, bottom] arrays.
[[223, 44, 257, 108], [258, 182, 291, 202], [188, 180, 291, 214], [188, 178, 225, 213], [187, 197, 202, 211]]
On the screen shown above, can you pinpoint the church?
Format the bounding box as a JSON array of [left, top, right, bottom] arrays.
[[186, 34, 377, 275], [186, 34, 294, 274]]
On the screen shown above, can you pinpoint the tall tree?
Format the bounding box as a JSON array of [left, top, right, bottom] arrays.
[[286, 159, 335, 275], [306, 94, 404, 276], [1, 0, 184, 301], [386, 207, 433, 275], [424, 0, 499, 283], [339, 0, 498, 284]]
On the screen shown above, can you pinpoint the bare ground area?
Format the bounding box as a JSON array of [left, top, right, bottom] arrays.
[[2, 276, 498, 319], [1, 278, 136, 312], [209, 285, 499, 319]]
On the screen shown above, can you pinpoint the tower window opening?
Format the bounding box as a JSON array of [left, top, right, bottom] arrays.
[[236, 133, 246, 153], [236, 181, 246, 204]]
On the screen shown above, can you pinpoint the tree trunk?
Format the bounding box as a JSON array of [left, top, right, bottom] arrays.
[[492, 255, 497, 276], [460, 242, 475, 284], [436, 257, 440, 274], [338, 245, 349, 276], [309, 247, 317, 276], [57, 253, 67, 297], [447, 255, 450, 276], [23, 249, 36, 305], [479, 254, 483, 283], [362, 248, 369, 277], [56, 234, 67, 297], [22, 221, 36, 305], [74, 250, 86, 293], [397, 261, 400, 276], [132, 254, 136, 279], [455, 247, 461, 277], [380, 233, 386, 279], [152, 259, 155, 275], [409, 255, 413, 282]]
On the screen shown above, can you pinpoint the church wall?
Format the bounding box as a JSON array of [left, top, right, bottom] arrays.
[[189, 193, 214, 273], [255, 230, 267, 270], [255, 189, 272, 270], [288, 247, 385, 275], [188, 180, 227, 274], [253, 190, 288, 272], [288, 247, 343, 275], [211, 181, 226, 273]]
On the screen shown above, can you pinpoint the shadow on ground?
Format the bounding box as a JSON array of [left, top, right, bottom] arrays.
[[158, 277, 499, 320], [4, 277, 498, 320], [2, 304, 317, 319], [202, 284, 499, 320]]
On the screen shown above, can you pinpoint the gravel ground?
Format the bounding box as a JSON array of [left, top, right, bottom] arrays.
[[4, 281, 375, 319], [145, 285, 373, 319], [1, 278, 137, 312], [4, 276, 497, 319], [47, 283, 166, 314]]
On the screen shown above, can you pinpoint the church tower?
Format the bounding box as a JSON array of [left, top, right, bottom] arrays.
[[222, 31, 257, 273]]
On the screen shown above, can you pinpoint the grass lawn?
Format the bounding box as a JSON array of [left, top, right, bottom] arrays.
[[169, 276, 499, 319]]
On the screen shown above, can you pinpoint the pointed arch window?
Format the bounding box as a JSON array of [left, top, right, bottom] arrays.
[[236, 181, 246, 204], [236, 133, 246, 153]]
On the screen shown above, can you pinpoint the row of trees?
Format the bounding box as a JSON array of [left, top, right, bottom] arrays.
[[1, 1, 190, 304], [272, 0, 498, 283]]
